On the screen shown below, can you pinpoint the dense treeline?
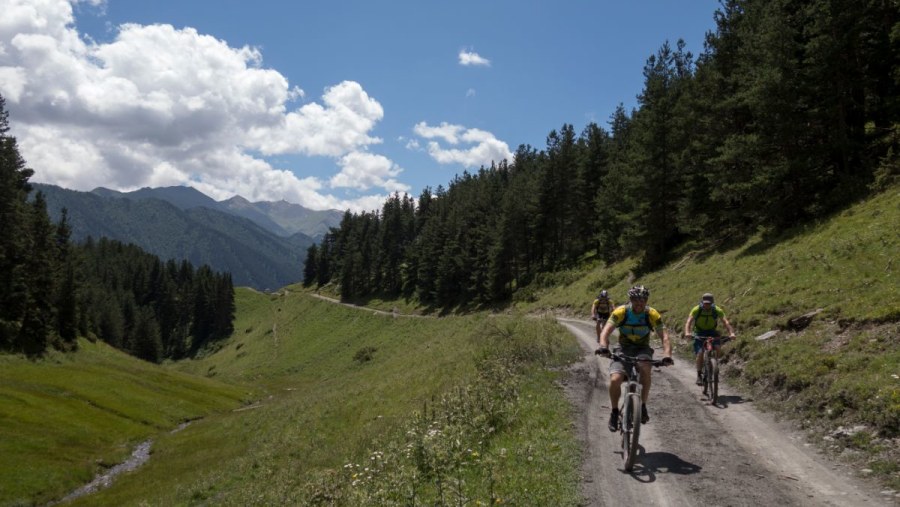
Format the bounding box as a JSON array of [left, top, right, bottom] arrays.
[[0, 95, 235, 361], [306, 0, 900, 307], [76, 238, 236, 361]]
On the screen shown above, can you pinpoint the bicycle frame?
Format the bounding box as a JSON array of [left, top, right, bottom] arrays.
[[698, 336, 728, 405], [611, 352, 666, 471]]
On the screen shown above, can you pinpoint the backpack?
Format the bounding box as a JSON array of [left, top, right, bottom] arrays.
[[619, 304, 653, 338], [695, 302, 719, 329]]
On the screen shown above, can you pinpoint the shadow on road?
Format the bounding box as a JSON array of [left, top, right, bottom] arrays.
[[713, 394, 752, 408], [624, 447, 702, 483]]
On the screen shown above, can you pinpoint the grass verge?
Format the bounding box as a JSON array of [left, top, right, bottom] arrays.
[[0, 340, 247, 506]]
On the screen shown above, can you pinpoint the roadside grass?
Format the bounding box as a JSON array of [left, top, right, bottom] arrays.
[[0, 340, 247, 506], [519, 185, 900, 488], [73, 289, 582, 505], [13, 186, 897, 504]]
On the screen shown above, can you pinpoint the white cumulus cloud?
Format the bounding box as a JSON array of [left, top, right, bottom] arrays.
[[413, 121, 512, 168], [0, 0, 401, 212], [331, 151, 409, 193], [458, 49, 490, 67]]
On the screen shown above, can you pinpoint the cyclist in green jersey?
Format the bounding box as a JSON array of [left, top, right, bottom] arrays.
[[683, 293, 736, 385]]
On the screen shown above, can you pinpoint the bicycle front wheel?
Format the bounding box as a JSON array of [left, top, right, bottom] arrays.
[[622, 394, 641, 471], [710, 356, 719, 404]]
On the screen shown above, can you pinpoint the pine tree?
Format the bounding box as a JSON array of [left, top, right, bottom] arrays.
[[132, 307, 163, 363], [0, 94, 35, 349], [303, 243, 319, 287], [55, 209, 78, 347]]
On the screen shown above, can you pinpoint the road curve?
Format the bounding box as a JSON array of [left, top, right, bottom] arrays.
[[557, 317, 889, 507]]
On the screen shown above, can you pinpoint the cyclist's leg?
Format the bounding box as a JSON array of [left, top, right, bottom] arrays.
[[638, 361, 652, 403], [608, 350, 628, 401], [693, 336, 705, 381], [608, 365, 626, 431]]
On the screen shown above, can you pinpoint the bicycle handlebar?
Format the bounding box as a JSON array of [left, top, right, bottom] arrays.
[[610, 352, 670, 367], [686, 334, 735, 342]]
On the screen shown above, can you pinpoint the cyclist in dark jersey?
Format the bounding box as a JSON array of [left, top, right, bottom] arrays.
[[590, 290, 615, 341]]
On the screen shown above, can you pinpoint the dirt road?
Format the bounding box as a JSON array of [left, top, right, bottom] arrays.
[[558, 317, 892, 507]]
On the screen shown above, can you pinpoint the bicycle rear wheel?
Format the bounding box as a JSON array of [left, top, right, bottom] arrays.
[[622, 394, 641, 471]]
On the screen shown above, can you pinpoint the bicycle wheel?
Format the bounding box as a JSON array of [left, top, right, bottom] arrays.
[[703, 355, 713, 397], [710, 356, 719, 404], [622, 394, 641, 471]]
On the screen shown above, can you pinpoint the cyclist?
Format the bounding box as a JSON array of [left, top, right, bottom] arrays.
[[683, 292, 737, 386], [590, 290, 615, 341], [596, 285, 673, 431]]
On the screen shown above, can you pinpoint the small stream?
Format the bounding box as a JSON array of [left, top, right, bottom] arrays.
[[49, 421, 194, 505], [50, 440, 152, 505]]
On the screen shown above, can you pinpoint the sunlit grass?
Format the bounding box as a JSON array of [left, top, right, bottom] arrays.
[[0, 341, 246, 506], [71, 291, 581, 505]]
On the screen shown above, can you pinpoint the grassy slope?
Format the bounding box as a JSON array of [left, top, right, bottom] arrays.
[[518, 185, 900, 486], [0, 340, 247, 506], [72, 289, 581, 505], [9, 187, 896, 504]]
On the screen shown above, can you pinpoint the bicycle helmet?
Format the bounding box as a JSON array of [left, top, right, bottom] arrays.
[[628, 285, 650, 300], [701, 292, 714, 304], [598, 290, 609, 300]]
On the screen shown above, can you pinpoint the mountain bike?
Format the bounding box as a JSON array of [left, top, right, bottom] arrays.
[[610, 351, 668, 471], [697, 335, 731, 405]]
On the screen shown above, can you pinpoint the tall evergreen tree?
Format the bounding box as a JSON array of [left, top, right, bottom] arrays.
[[54, 209, 78, 347], [0, 95, 34, 349]]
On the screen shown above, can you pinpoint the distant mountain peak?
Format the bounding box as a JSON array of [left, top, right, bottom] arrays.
[[223, 195, 252, 205], [83, 184, 340, 240]]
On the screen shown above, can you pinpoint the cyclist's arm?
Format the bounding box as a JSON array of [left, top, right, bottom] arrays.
[[660, 327, 672, 357], [683, 315, 694, 338], [598, 319, 616, 348], [721, 315, 737, 338], [590, 301, 599, 319]]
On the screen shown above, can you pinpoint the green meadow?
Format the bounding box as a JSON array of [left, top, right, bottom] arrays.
[[55, 292, 581, 506], [2, 187, 898, 504], [0, 341, 247, 506]]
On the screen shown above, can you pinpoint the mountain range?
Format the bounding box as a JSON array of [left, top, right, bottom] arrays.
[[36, 184, 344, 291]]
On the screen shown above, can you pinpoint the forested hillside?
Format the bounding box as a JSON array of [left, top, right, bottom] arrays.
[[305, 0, 899, 308], [38, 183, 311, 290], [0, 96, 235, 361]]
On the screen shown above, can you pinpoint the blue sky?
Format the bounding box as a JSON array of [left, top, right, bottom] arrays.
[[1, 0, 720, 211]]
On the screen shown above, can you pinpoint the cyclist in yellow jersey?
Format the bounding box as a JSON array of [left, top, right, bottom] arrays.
[[590, 290, 615, 341], [683, 292, 736, 386], [596, 285, 673, 431]]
